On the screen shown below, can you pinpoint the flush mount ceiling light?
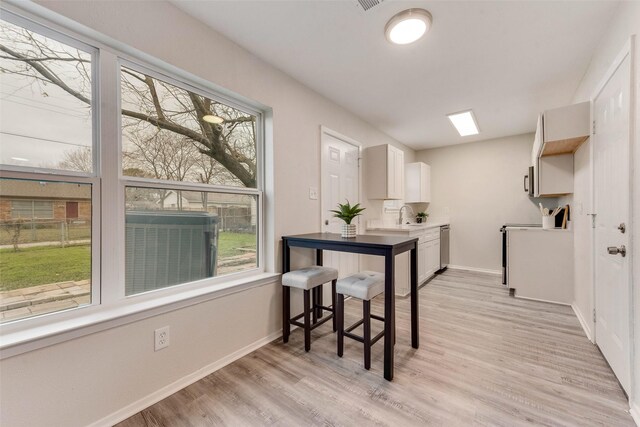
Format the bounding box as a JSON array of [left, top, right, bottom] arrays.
[[385, 9, 432, 45], [11, 157, 29, 162], [447, 110, 480, 136], [202, 115, 224, 124]]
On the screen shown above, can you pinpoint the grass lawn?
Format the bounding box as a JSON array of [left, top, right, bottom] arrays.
[[218, 232, 257, 258], [0, 245, 91, 291], [0, 233, 256, 291]]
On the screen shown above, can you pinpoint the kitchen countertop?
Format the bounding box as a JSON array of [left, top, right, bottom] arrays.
[[505, 226, 572, 232], [366, 220, 449, 232]]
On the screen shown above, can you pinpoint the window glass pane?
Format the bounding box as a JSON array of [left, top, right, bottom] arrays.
[[0, 178, 92, 323], [125, 186, 257, 295], [0, 18, 93, 173], [120, 66, 257, 188]]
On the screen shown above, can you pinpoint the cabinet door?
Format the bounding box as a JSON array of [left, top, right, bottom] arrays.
[[538, 154, 573, 196], [432, 239, 441, 273], [418, 242, 427, 282], [424, 239, 441, 277], [386, 146, 404, 200], [422, 164, 431, 203]]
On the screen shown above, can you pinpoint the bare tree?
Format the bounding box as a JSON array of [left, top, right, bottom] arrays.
[[1, 24, 257, 187], [123, 132, 199, 183], [59, 147, 92, 173], [1, 219, 25, 252]]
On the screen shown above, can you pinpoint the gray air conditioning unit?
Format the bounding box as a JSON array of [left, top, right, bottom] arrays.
[[125, 211, 219, 295]]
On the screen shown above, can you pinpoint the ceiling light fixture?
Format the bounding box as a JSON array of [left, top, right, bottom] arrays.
[[447, 110, 480, 136], [11, 157, 29, 162], [202, 115, 224, 124], [385, 9, 432, 45]]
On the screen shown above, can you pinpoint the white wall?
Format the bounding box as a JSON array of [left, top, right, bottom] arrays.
[[0, 2, 414, 426], [567, 0, 640, 420], [415, 133, 545, 272]]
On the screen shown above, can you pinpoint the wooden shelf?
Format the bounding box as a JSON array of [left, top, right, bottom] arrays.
[[540, 135, 589, 157]]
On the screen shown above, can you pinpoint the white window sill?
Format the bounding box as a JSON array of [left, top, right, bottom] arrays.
[[0, 272, 280, 359]]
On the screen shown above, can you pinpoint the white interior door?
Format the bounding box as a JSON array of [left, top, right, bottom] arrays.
[[321, 130, 359, 278], [593, 52, 631, 393]]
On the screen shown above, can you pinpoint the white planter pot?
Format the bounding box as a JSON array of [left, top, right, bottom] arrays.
[[341, 223, 356, 238]]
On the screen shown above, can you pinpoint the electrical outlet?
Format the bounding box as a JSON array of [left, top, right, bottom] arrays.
[[154, 326, 170, 351]]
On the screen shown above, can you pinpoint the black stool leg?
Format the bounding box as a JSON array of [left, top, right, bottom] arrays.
[[337, 293, 344, 357], [363, 300, 371, 370], [304, 289, 311, 352], [312, 287, 318, 324], [283, 286, 290, 343], [331, 279, 337, 332]]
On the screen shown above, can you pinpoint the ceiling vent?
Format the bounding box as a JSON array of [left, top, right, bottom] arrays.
[[356, 0, 384, 12]]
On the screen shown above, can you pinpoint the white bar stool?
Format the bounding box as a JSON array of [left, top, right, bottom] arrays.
[[282, 265, 338, 351], [335, 271, 385, 370]]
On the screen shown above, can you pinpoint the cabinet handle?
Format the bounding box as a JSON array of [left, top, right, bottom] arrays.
[[523, 175, 529, 192]]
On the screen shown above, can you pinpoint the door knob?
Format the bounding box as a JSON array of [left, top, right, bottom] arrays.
[[325, 220, 329, 225], [607, 245, 626, 257], [618, 223, 626, 233]]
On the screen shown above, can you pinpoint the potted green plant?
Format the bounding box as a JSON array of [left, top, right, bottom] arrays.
[[330, 200, 365, 238], [416, 211, 428, 223]]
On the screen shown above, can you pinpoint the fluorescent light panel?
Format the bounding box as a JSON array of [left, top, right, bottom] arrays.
[[447, 110, 479, 136]]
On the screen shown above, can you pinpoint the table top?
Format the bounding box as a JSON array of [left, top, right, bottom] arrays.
[[283, 232, 418, 249]]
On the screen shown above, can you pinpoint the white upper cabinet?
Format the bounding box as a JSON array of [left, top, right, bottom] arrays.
[[532, 101, 590, 160], [540, 101, 590, 156], [365, 144, 404, 200], [531, 101, 589, 197], [405, 162, 431, 203]]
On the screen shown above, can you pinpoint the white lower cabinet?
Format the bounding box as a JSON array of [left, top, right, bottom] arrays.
[[427, 238, 441, 278], [418, 241, 428, 283], [507, 228, 573, 304], [365, 224, 446, 296]]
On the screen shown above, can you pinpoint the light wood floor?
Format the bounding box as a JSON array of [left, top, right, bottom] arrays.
[[118, 269, 634, 426]]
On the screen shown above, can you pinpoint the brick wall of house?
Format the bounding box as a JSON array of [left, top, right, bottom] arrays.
[[78, 201, 91, 220], [53, 201, 66, 220], [0, 199, 92, 221], [0, 200, 11, 221]]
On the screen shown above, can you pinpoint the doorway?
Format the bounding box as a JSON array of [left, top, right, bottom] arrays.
[[592, 40, 634, 394], [320, 127, 360, 278]]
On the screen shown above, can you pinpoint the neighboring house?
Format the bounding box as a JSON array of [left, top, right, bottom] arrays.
[[163, 190, 257, 231], [0, 179, 91, 222]]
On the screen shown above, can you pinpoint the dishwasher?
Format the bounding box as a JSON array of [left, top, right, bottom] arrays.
[[439, 225, 450, 271]]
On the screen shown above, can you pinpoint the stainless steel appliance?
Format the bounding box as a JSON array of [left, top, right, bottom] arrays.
[[500, 223, 541, 286], [439, 225, 450, 270]]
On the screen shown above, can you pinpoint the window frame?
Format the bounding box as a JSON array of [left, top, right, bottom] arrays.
[[0, 4, 268, 340], [116, 58, 265, 299]]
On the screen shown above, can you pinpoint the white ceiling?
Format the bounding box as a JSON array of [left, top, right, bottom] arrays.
[[172, 0, 618, 150]]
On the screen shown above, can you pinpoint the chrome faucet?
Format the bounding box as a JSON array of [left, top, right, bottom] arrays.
[[398, 205, 414, 225]]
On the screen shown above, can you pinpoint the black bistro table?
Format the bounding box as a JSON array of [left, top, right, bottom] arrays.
[[282, 232, 419, 381]]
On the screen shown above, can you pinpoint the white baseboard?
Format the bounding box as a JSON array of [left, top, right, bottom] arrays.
[[571, 303, 594, 343], [514, 294, 571, 306], [447, 265, 501, 275], [88, 330, 283, 427], [630, 401, 640, 426]]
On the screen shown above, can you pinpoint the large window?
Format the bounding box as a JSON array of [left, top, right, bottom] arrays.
[[0, 12, 98, 324], [0, 9, 264, 327], [120, 65, 261, 295]]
